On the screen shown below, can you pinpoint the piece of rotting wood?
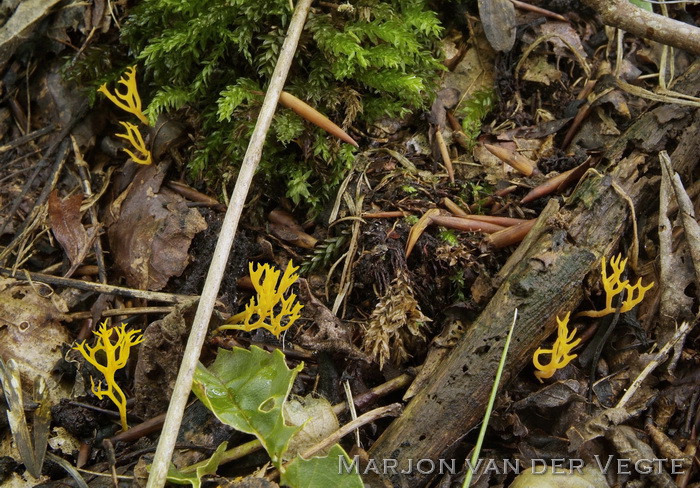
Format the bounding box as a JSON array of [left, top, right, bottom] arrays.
[[366, 59, 700, 488], [146, 1, 315, 486]]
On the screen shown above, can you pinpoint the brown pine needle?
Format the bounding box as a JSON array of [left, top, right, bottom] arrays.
[[278, 91, 359, 147], [484, 143, 538, 176], [435, 126, 455, 183]]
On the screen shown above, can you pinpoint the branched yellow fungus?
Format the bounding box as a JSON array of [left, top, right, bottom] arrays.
[[73, 322, 144, 431], [533, 312, 581, 383], [217, 260, 303, 337], [115, 122, 152, 165], [97, 66, 149, 125], [578, 254, 654, 318]]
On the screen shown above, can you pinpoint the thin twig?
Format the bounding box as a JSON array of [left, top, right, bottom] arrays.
[[68, 307, 175, 320], [145, 1, 315, 486], [266, 403, 402, 481], [0, 101, 88, 243], [582, 0, 700, 54], [0, 124, 56, 153], [616, 320, 694, 409], [0, 267, 196, 304], [71, 137, 108, 284], [0, 139, 70, 264], [510, 0, 567, 22]]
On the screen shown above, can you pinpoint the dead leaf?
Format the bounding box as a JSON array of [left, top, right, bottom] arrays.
[[566, 407, 630, 452], [105, 165, 207, 291], [296, 279, 369, 361], [0, 359, 50, 478], [48, 191, 97, 278], [0, 278, 71, 405], [267, 209, 317, 248], [510, 464, 609, 488], [133, 306, 189, 419], [478, 0, 516, 52], [539, 22, 588, 62], [512, 379, 586, 410], [521, 55, 562, 86], [0, 0, 63, 68], [284, 395, 339, 458]]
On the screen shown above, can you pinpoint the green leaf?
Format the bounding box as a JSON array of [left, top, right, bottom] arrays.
[[281, 444, 364, 488], [192, 347, 303, 465], [629, 0, 653, 12], [164, 441, 228, 488]]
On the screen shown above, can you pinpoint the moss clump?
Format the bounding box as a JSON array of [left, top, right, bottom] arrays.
[[121, 0, 444, 211]]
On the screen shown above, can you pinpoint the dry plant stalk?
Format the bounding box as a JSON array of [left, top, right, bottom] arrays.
[[145, 1, 315, 486]]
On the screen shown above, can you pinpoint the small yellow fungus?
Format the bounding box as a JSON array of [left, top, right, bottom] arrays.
[[73, 322, 144, 431], [578, 254, 654, 318], [97, 66, 149, 125], [115, 121, 152, 165], [533, 312, 581, 383], [217, 260, 303, 337]]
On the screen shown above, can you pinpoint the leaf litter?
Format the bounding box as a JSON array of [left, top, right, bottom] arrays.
[[1, 0, 700, 487]]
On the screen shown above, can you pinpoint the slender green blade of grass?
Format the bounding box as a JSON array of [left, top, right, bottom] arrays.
[[462, 309, 518, 488]]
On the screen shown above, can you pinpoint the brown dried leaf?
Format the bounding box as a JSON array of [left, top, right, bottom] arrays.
[[296, 279, 369, 361], [284, 395, 339, 458], [105, 165, 207, 291], [0, 278, 71, 404], [478, 0, 516, 52], [512, 379, 586, 410], [133, 307, 189, 418], [521, 55, 562, 86], [267, 209, 317, 248], [566, 407, 630, 452], [48, 191, 96, 277], [538, 22, 588, 62]]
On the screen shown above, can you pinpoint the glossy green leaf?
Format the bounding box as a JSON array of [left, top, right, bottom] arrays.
[[281, 444, 364, 488], [164, 441, 228, 488], [192, 347, 303, 464]]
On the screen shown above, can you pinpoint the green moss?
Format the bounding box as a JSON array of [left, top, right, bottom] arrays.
[[456, 88, 495, 150], [121, 0, 444, 211]]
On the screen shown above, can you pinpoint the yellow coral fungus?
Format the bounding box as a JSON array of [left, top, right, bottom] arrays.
[[577, 254, 654, 318], [217, 260, 303, 337], [115, 121, 152, 165], [97, 66, 149, 125], [73, 322, 144, 431], [533, 312, 581, 382]]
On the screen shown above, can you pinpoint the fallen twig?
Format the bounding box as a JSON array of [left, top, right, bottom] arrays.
[[0, 267, 196, 304], [145, 1, 315, 486], [582, 0, 700, 54], [266, 403, 403, 481], [616, 320, 695, 409]]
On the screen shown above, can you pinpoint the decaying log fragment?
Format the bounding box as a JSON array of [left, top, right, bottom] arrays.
[[365, 60, 700, 487]]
